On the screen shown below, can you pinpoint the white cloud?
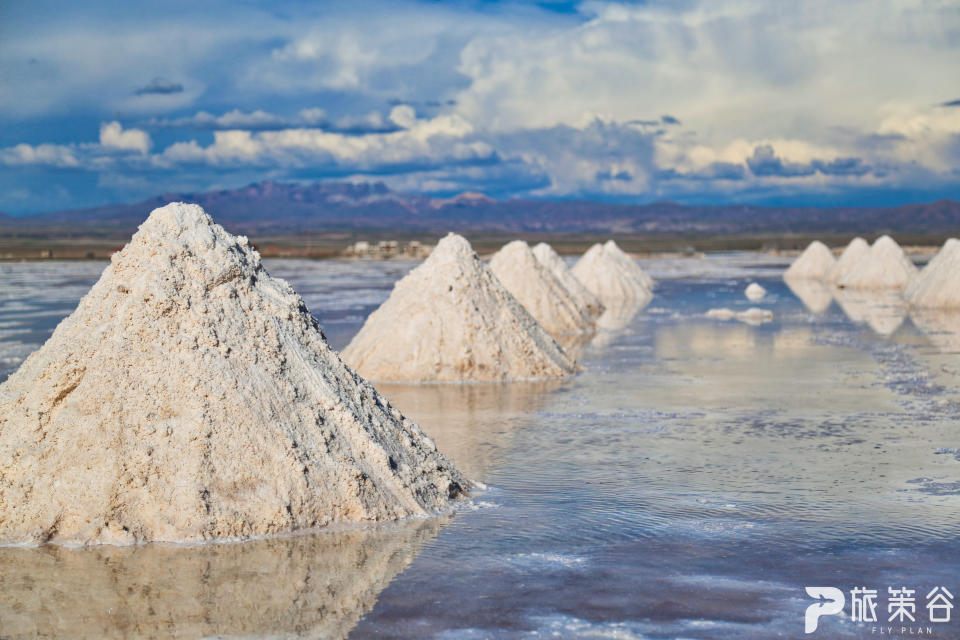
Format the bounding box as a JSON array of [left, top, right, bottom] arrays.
[[0, 143, 81, 168], [99, 121, 151, 154]]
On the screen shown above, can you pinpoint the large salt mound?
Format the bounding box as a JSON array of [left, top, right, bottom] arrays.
[[531, 242, 605, 318], [342, 233, 577, 382], [826, 237, 869, 283], [904, 238, 960, 308], [571, 241, 652, 305], [784, 241, 836, 280], [837, 235, 918, 290], [490, 240, 595, 337], [0, 203, 468, 546]]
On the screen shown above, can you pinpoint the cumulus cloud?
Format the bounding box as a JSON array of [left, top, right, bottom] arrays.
[[146, 108, 403, 134], [0, 143, 81, 168], [1, 0, 958, 210], [99, 121, 152, 154], [156, 112, 492, 173]]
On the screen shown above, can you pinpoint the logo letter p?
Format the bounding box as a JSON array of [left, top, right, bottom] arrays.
[[804, 587, 845, 633]]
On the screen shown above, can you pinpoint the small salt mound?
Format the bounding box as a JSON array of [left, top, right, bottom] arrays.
[[531, 242, 605, 318], [745, 283, 766, 301], [342, 233, 577, 382], [737, 307, 774, 325], [706, 308, 736, 320], [826, 237, 869, 283], [0, 203, 468, 546], [571, 241, 652, 306], [489, 240, 595, 337], [837, 235, 918, 290], [706, 307, 774, 325], [904, 238, 960, 308], [784, 241, 836, 280]]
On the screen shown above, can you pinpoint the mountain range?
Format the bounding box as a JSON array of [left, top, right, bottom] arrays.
[[3, 181, 960, 238]]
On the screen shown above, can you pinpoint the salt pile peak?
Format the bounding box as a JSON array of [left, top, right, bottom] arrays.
[[904, 238, 960, 308], [571, 240, 653, 306], [603, 240, 655, 290], [837, 235, 918, 290], [0, 203, 468, 546], [531, 242, 605, 318], [342, 233, 577, 382], [784, 241, 836, 280], [745, 283, 766, 301], [826, 237, 870, 283], [490, 240, 595, 337]]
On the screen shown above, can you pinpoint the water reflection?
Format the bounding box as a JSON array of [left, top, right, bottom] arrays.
[[595, 292, 651, 332], [832, 288, 906, 336], [0, 517, 445, 640], [377, 379, 567, 481], [783, 276, 832, 314], [910, 309, 960, 353]]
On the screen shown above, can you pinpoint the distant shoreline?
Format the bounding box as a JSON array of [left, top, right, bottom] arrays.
[[0, 230, 951, 262]]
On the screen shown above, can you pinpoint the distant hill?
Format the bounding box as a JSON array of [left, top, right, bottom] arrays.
[[3, 180, 960, 238]]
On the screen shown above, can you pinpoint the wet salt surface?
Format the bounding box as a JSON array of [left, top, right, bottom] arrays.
[[2, 253, 960, 639]]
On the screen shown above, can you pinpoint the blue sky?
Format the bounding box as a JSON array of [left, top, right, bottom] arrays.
[[1, 0, 959, 214]]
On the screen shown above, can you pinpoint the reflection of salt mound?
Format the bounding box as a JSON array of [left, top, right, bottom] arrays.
[[594, 292, 652, 333], [904, 238, 960, 308], [378, 378, 565, 480], [784, 241, 836, 279], [342, 233, 577, 382], [745, 282, 766, 301], [833, 288, 906, 335], [837, 235, 918, 290], [571, 241, 653, 306], [0, 517, 443, 639], [0, 203, 467, 545], [785, 277, 833, 314], [532, 242, 604, 317], [826, 237, 869, 283], [910, 309, 960, 353], [490, 240, 595, 337]]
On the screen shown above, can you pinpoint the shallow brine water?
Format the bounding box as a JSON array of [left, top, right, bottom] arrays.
[[1, 254, 959, 639]]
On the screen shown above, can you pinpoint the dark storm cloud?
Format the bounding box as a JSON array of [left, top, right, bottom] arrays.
[[134, 77, 184, 95], [812, 157, 870, 176], [747, 145, 816, 177], [658, 162, 746, 181]]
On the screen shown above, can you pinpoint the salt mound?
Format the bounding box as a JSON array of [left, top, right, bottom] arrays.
[[837, 235, 918, 290], [0, 203, 468, 546], [489, 240, 595, 337], [531, 242, 605, 317], [745, 283, 766, 301], [571, 241, 652, 306], [826, 237, 869, 283], [706, 308, 736, 320], [904, 238, 960, 308], [342, 233, 577, 382], [706, 307, 773, 325], [784, 241, 836, 280]]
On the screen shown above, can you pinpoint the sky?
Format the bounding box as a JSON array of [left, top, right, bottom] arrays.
[[0, 0, 959, 214]]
